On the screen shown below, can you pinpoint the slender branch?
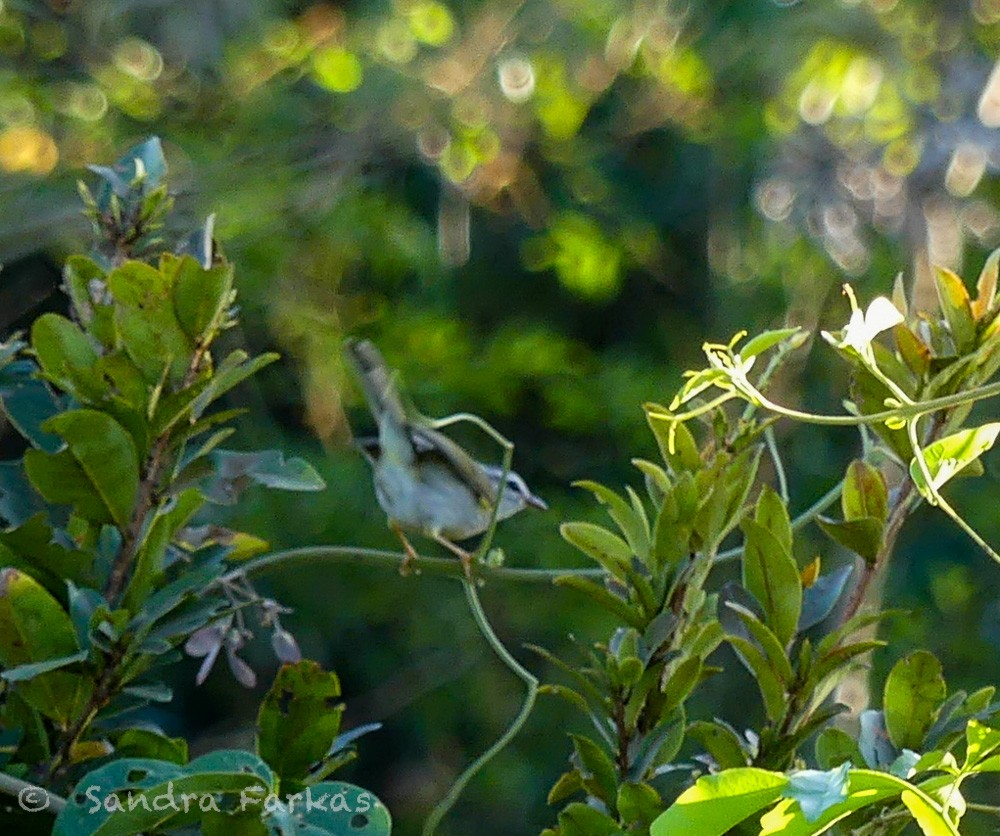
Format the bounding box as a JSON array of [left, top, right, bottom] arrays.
[[765, 427, 789, 503], [225, 546, 600, 585], [422, 579, 538, 836], [651, 377, 1000, 429], [0, 772, 66, 815], [221, 481, 844, 585]]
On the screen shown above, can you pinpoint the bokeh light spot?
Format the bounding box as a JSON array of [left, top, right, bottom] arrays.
[[311, 47, 363, 93], [113, 37, 163, 82], [0, 125, 58, 174], [498, 56, 535, 103], [408, 1, 455, 47]]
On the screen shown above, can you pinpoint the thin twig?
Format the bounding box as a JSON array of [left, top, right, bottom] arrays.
[[421, 579, 538, 836]]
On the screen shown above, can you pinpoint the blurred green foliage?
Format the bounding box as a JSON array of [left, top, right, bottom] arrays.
[[6, 0, 1000, 832]]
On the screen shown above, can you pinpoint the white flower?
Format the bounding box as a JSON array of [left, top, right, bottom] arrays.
[[822, 285, 903, 357]]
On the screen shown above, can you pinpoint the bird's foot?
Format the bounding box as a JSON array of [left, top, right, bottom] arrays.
[[390, 522, 421, 576], [433, 533, 476, 580]]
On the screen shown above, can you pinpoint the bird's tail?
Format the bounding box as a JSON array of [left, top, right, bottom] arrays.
[[344, 339, 408, 426]]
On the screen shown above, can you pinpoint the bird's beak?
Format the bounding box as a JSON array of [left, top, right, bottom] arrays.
[[527, 493, 548, 510]]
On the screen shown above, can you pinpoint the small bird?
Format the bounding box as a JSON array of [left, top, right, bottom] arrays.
[[344, 339, 547, 577]]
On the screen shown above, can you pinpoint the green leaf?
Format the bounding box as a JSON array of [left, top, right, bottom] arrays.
[[842, 460, 888, 523], [724, 602, 794, 684], [755, 485, 792, 558], [190, 351, 279, 419], [53, 751, 275, 836], [726, 635, 787, 722], [0, 361, 63, 452], [962, 719, 1000, 770], [166, 254, 234, 342], [687, 721, 749, 770], [26, 410, 140, 528], [0, 568, 92, 725], [1, 649, 88, 682], [741, 517, 801, 645], [290, 780, 392, 835], [257, 661, 344, 789], [574, 480, 650, 562], [123, 488, 205, 612], [648, 415, 700, 474], [31, 313, 103, 400], [63, 256, 109, 328], [547, 769, 584, 805], [617, 781, 662, 825], [900, 787, 960, 836], [113, 728, 188, 764], [0, 513, 95, 593], [561, 522, 632, 579], [934, 266, 976, 353], [557, 803, 624, 836], [108, 260, 194, 386], [759, 769, 958, 836], [553, 575, 646, 629], [910, 423, 1000, 498], [815, 727, 864, 770], [884, 651, 947, 751], [570, 733, 617, 806], [661, 655, 703, 716], [650, 768, 788, 836], [738, 328, 803, 360], [816, 516, 883, 564], [973, 249, 1000, 320]]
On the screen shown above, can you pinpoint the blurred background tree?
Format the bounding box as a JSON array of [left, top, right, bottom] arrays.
[[4, 0, 1000, 831]]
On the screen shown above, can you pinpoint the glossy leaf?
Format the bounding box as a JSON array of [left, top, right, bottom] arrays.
[[650, 767, 788, 836], [0, 568, 92, 725], [909, 423, 1000, 498]]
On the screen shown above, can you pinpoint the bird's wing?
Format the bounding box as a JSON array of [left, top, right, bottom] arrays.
[[343, 339, 408, 426], [410, 424, 498, 506]]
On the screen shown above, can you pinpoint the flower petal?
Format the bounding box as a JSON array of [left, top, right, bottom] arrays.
[[864, 297, 904, 337]]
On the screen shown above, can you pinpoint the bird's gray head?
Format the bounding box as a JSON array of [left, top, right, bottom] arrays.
[[482, 465, 548, 513]]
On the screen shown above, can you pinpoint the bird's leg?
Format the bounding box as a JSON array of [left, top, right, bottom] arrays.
[[432, 533, 475, 580], [390, 521, 420, 576]]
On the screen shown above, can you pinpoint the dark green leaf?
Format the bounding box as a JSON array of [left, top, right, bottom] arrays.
[[553, 576, 646, 629], [257, 661, 344, 789], [815, 727, 864, 769], [816, 516, 883, 564]]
